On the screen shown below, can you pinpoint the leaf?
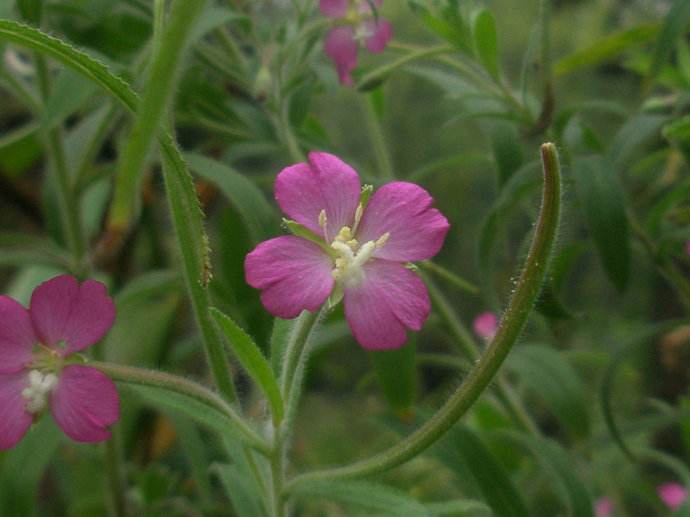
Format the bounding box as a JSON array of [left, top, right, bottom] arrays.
[[270, 317, 294, 375], [370, 341, 417, 415], [500, 432, 594, 517], [213, 463, 267, 517], [471, 9, 499, 79], [490, 123, 523, 186], [572, 156, 630, 291], [425, 499, 491, 516], [0, 418, 61, 516], [184, 153, 275, 243], [648, 0, 690, 84], [554, 24, 659, 77], [506, 344, 589, 438], [434, 425, 529, 517], [129, 385, 250, 443], [607, 114, 666, 168], [41, 68, 99, 130], [0, 233, 71, 269], [0, 123, 42, 178], [292, 479, 428, 516], [663, 115, 690, 140], [211, 308, 284, 424]]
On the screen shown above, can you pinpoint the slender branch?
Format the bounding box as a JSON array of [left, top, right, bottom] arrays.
[[285, 143, 561, 487], [420, 261, 479, 295], [362, 94, 394, 179]]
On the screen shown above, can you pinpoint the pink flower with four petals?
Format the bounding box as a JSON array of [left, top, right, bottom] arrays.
[[321, 0, 393, 86], [0, 275, 119, 449], [245, 152, 449, 349]]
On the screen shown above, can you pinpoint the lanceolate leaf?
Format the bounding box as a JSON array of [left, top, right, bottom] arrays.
[[648, 0, 690, 84], [211, 308, 284, 423], [572, 156, 630, 291], [471, 9, 500, 80]]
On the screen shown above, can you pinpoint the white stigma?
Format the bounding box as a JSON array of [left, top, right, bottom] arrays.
[[22, 370, 58, 414], [330, 224, 390, 287]]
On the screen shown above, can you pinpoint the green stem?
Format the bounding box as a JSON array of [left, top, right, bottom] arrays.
[[420, 261, 479, 295], [279, 309, 321, 399], [278, 97, 305, 163], [0, 65, 41, 113], [362, 93, 394, 179], [270, 434, 286, 517], [108, 0, 207, 230], [104, 431, 129, 517], [34, 54, 86, 266], [285, 143, 561, 487], [358, 44, 451, 91], [529, 0, 555, 134], [92, 362, 264, 453]]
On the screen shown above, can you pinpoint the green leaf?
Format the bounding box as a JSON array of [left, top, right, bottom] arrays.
[[425, 499, 491, 516], [554, 24, 659, 77], [490, 123, 523, 186], [0, 233, 71, 269], [211, 308, 284, 424], [292, 479, 428, 516], [370, 342, 417, 416], [184, 153, 274, 243], [213, 463, 267, 517], [572, 156, 630, 291], [129, 385, 249, 442], [506, 344, 589, 438], [434, 425, 529, 517], [648, 0, 690, 84], [663, 115, 690, 140], [608, 114, 666, 168], [471, 9, 499, 79], [0, 123, 42, 178], [41, 68, 98, 130], [500, 432, 594, 517], [270, 317, 294, 375], [0, 418, 61, 516]]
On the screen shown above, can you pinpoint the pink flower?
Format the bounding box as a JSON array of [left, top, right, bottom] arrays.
[[0, 275, 118, 449], [245, 152, 449, 349], [685, 241, 690, 257], [473, 312, 498, 341], [658, 482, 687, 511], [595, 497, 614, 517], [320, 0, 393, 85]]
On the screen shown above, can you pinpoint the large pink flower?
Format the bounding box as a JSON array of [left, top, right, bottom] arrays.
[[0, 275, 118, 449], [245, 152, 449, 350], [320, 0, 393, 86]]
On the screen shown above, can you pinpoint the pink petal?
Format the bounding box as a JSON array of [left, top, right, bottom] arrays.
[[658, 482, 687, 511], [359, 0, 383, 13], [473, 312, 498, 341], [0, 296, 37, 373], [275, 152, 361, 242], [0, 373, 33, 450], [29, 275, 116, 355], [324, 26, 359, 86], [245, 236, 335, 319], [343, 260, 430, 349], [319, 0, 348, 17], [364, 19, 393, 53], [357, 182, 450, 262], [50, 365, 119, 443]]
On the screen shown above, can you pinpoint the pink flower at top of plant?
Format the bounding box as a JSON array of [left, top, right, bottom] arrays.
[[595, 497, 614, 517], [0, 275, 118, 449], [658, 482, 688, 511], [245, 152, 449, 350], [320, 0, 393, 86], [473, 311, 498, 341]]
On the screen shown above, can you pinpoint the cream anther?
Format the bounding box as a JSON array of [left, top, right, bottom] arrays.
[[22, 370, 58, 414]]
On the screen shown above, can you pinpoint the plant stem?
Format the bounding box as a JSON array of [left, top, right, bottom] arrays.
[[34, 54, 85, 266], [362, 93, 394, 179], [104, 431, 129, 517], [285, 143, 561, 487], [270, 433, 286, 517], [108, 0, 207, 230], [92, 361, 265, 453], [279, 309, 321, 399], [420, 261, 479, 295]]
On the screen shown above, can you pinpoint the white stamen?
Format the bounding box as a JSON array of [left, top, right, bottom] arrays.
[[330, 226, 388, 286], [22, 370, 58, 414], [318, 209, 327, 229], [375, 232, 390, 248]]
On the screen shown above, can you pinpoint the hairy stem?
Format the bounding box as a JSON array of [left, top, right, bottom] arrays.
[[285, 143, 561, 487]]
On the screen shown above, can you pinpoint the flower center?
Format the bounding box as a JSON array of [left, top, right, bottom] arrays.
[[330, 225, 389, 287], [22, 369, 58, 414]]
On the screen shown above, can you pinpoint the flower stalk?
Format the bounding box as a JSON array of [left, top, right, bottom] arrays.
[[285, 142, 561, 487]]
